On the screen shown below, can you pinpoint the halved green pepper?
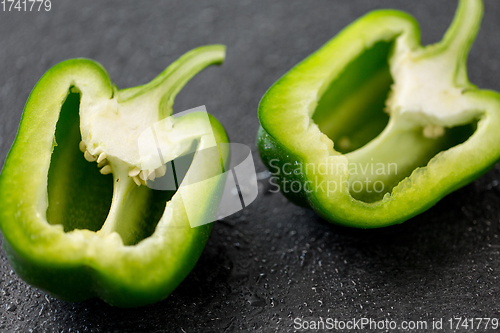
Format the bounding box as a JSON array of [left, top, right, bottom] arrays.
[[0, 45, 228, 307], [258, 0, 500, 227]]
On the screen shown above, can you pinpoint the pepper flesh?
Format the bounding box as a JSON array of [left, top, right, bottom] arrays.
[[258, 0, 500, 227], [0, 45, 228, 307]]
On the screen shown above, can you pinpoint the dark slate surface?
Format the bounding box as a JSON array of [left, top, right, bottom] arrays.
[[1, 0, 500, 332]]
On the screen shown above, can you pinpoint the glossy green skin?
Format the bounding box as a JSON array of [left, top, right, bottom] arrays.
[[0, 46, 228, 307], [258, 1, 500, 228]]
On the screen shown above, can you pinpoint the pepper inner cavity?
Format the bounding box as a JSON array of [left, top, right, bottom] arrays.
[[46, 91, 113, 232], [312, 41, 477, 203], [313, 41, 393, 155], [46, 90, 175, 245]]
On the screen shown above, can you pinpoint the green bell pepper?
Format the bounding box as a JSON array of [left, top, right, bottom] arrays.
[[258, 0, 500, 227], [0, 45, 228, 307]]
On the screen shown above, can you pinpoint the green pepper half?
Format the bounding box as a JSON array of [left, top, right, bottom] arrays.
[[0, 45, 228, 307], [258, 0, 500, 227]]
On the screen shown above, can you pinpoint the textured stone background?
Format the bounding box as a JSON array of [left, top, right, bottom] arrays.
[[1, 0, 500, 331]]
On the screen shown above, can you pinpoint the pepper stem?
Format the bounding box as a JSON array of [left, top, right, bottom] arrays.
[[117, 45, 226, 119], [440, 0, 483, 86]]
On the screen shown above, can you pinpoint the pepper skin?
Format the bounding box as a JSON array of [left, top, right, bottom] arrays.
[[0, 45, 228, 307], [258, 0, 500, 227]]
